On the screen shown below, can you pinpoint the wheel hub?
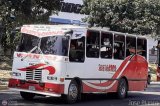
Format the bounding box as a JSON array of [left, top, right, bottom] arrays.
[[120, 82, 126, 96], [69, 84, 78, 99]]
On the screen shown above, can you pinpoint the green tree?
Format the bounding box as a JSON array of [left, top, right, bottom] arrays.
[[82, 0, 160, 36], [0, 0, 62, 54]]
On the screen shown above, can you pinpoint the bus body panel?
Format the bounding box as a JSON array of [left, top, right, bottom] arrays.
[[67, 58, 122, 92], [66, 55, 148, 93], [9, 52, 67, 95]]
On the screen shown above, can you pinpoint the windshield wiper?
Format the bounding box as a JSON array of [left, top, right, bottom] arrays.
[[21, 38, 49, 64], [21, 46, 38, 61], [21, 38, 40, 61]]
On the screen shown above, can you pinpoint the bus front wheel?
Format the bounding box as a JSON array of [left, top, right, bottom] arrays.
[[64, 80, 79, 104], [20, 91, 35, 100], [117, 78, 128, 99]]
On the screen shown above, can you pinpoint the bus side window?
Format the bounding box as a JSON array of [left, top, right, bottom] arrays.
[[114, 34, 125, 59], [126, 36, 136, 57], [86, 30, 100, 58], [137, 38, 147, 58], [100, 32, 113, 59], [69, 37, 85, 62]]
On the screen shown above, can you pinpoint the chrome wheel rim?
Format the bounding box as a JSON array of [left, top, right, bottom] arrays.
[[120, 82, 126, 96], [69, 83, 78, 100]]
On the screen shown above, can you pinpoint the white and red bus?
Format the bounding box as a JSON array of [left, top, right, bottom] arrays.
[[8, 25, 148, 103]]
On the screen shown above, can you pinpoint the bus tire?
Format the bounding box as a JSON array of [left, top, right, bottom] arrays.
[[147, 75, 151, 85], [65, 80, 79, 104], [117, 78, 128, 99], [20, 91, 35, 100]]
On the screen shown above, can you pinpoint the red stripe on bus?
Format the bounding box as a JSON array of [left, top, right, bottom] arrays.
[[18, 63, 46, 71]]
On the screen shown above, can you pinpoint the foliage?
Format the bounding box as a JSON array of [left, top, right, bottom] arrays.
[[0, 0, 62, 52], [82, 0, 160, 36]]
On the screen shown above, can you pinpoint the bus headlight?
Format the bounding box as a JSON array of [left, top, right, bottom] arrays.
[[12, 72, 21, 76]]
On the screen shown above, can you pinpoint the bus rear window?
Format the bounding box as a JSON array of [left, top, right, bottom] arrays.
[[126, 36, 136, 57], [114, 34, 125, 59], [137, 38, 147, 58]]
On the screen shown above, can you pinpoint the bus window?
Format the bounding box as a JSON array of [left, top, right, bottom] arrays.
[[69, 37, 85, 62], [137, 38, 147, 58], [114, 34, 125, 59], [86, 30, 100, 58], [126, 36, 136, 57], [100, 32, 113, 59]]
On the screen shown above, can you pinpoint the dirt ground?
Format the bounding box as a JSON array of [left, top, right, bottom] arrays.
[[149, 64, 157, 81], [0, 60, 12, 80], [0, 70, 11, 90]]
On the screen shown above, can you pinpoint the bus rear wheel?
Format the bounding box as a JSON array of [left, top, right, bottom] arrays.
[[20, 92, 35, 100], [117, 78, 128, 99], [64, 80, 79, 104], [147, 75, 151, 85]]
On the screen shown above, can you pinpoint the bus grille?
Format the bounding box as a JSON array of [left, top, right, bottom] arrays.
[[26, 69, 42, 81]]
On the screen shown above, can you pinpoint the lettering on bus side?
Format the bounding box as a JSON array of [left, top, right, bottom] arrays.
[[98, 64, 116, 72], [16, 53, 57, 60]]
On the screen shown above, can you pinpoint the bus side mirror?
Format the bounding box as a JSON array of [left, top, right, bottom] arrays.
[[64, 30, 73, 37], [157, 41, 160, 49], [157, 45, 160, 49], [151, 46, 156, 54]]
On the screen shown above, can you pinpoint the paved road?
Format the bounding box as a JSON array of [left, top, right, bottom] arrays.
[[0, 82, 160, 106]]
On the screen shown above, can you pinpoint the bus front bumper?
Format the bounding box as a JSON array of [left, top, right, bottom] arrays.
[[9, 88, 61, 97], [8, 78, 64, 97]]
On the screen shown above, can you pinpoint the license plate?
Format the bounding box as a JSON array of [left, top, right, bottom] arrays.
[[29, 86, 35, 91]]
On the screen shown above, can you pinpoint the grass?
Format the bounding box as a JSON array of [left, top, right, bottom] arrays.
[[0, 58, 12, 90]]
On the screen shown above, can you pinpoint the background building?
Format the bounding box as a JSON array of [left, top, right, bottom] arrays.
[[49, 0, 87, 25], [147, 37, 158, 64]]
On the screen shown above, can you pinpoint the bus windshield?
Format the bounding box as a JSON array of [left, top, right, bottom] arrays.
[[17, 34, 70, 56]]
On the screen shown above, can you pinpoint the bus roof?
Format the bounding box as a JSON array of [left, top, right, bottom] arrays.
[[20, 24, 147, 39], [21, 24, 86, 38]]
